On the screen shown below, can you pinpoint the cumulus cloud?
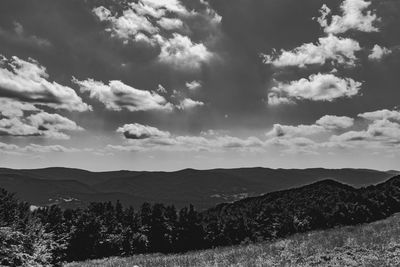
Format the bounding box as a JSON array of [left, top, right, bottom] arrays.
[[329, 110, 400, 148], [93, 6, 158, 42], [157, 17, 184, 30], [317, 0, 380, 35], [265, 136, 320, 155], [0, 117, 38, 137], [264, 114, 358, 154], [264, 35, 361, 67], [114, 123, 263, 152], [0, 98, 38, 118], [368, 45, 391, 60], [74, 78, 173, 112], [359, 109, 400, 122], [156, 84, 167, 94], [316, 115, 354, 129], [331, 119, 400, 146], [0, 142, 80, 155], [178, 98, 204, 110], [0, 55, 90, 112], [268, 73, 361, 104], [117, 123, 170, 139], [185, 80, 202, 90], [156, 33, 213, 70], [27, 112, 83, 139], [93, 1, 218, 70], [135, 0, 190, 17], [266, 124, 325, 138], [0, 111, 83, 139]]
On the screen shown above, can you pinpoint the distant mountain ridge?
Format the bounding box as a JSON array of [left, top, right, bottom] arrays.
[[0, 167, 396, 209]]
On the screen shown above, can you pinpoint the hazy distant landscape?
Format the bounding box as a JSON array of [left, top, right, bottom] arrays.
[[0, 167, 396, 209]]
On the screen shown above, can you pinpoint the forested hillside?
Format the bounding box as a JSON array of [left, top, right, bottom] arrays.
[[1, 175, 400, 265], [66, 213, 400, 267]]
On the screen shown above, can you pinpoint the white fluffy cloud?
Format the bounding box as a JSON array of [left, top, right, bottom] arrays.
[[316, 115, 354, 129], [317, 0, 380, 35], [185, 80, 202, 91], [117, 123, 170, 140], [264, 35, 361, 67], [268, 73, 361, 104], [114, 123, 263, 152], [156, 33, 212, 70], [0, 55, 90, 112], [93, 6, 158, 42], [0, 111, 83, 139], [74, 78, 173, 112], [266, 124, 325, 138], [178, 98, 204, 110], [0, 98, 38, 118], [135, 0, 190, 17], [331, 119, 400, 146], [157, 17, 184, 30], [359, 109, 400, 122], [368, 45, 391, 60], [93, 1, 218, 70], [0, 142, 80, 155]]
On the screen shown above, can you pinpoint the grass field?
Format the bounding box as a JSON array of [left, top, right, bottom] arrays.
[[65, 213, 400, 267]]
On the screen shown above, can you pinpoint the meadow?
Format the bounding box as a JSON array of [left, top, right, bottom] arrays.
[[65, 213, 400, 267]]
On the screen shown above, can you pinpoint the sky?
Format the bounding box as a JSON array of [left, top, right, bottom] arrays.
[[0, 0, 399, 171]]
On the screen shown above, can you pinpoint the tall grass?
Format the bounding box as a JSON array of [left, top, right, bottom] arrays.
[[65, 213, 400, 267]]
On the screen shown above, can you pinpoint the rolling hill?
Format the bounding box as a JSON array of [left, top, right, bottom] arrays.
[[64, 212, 400, 267], [0, 167, 395, 209]]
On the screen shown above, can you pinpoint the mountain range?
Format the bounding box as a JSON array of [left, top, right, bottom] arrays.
[[0, 167, 397, 209]]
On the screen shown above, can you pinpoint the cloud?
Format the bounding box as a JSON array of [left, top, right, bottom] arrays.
[[156, 33, 213, 70], [316, 115, 354, 129], [74, 78, 173, 112], [368, 44, 391, 60], [358, 109, 400, 122], [157, 17, 184, 30], [263, 35, 361, 67], [93, 1, 218, 70], [268, 73, 361, 104], [0, 142, 80, 155], [156, 84, 167, 94], [0, 21, 52, 49], [93, 6, 158, 43], [0, 117, 39, 137], [117, 123, 170, 139], [317, 0, 380, 35], [178, 98, 204, 110], [331, 119, 400, 146], [27, 112, 83, 139], [266, 124, 325, 138], [185, 80, 202, 90], [115, 123, 263, 152], [0, 55, 90, 112], [0, 98, 38, 118], [0, 111, 83, 139], [265, 136, 320, 155], [135, 0, 190, 16]]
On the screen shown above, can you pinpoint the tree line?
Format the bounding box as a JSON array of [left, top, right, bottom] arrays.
[[1, 175, 400, 266]]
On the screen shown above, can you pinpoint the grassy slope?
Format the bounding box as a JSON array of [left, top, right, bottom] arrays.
[[65, 213, 400, 267]]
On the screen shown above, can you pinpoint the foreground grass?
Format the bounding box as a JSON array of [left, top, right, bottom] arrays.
[[65, 213, 400, 267]]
